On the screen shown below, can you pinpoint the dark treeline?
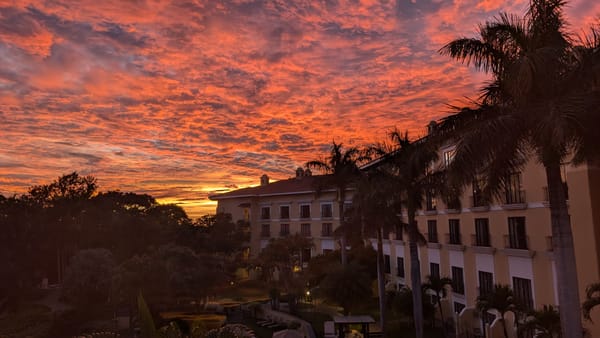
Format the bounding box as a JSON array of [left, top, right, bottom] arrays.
[[0, 172, 248, 317]]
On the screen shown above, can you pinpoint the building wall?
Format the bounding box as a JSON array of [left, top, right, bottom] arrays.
[[215, 188, 350, 258], [376, 158, 600, 334]]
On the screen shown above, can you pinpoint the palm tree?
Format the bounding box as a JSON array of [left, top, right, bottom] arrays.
[[439, 2, 600, 336], [477, 284, 519, 338], [348, 168, 402, 334], [520, 305, 561, 338], [382, 130, 440, 338], [582, 282, 600, 322], [306, 142, 369, 265], [422, 275, 453, 336]]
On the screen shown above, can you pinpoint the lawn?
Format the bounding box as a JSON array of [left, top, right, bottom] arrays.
[[0, 303, 54, 337]]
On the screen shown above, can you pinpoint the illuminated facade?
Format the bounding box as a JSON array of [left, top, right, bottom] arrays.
[[209, 168, 349, 259]]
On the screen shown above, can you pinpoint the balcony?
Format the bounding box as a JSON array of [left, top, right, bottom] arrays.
[[321, 229, 333, 237], [502, 234, 534, 257], [260, 231, 270, 238], [470, 195, 490, 212], [426, 232, 441, 249], [502, 190, 527, 210], [471, 234, 495, 254], [445, 233, 465, 251], [445, 200, 461, 214]]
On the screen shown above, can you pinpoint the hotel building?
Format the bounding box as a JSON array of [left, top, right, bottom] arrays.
[[210, 145, 600, 336]]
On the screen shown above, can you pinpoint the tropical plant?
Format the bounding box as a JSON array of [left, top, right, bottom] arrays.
[[422, 275, 453, 336], [346, 168, 402, 334], [306, 142, 370, 265], [319, 262, 372, 315], [380, 130, 440, 338], [439, 1, 600, 337], [582, 282, 600, 322], [476, 284, 519, 338], [520, 305, 561, 338]]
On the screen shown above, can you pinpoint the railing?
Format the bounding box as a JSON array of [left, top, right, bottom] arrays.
[[504, 189, 526, 204], [445, 233, 462, 245], [470, 195, 489, 208], [301, 230, 311, 237], [321, 230, 333, 237], [427, 232, 439, 243], [471, 234, 491, 247], [503, 234, 529, 250], [446, 200, 461, 210], [260, 231, 270, 238], [279, 231, 289, 237]]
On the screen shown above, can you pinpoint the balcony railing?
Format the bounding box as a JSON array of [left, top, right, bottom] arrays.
[[503, 234, 529, 250], [260, 231, 270, 238], [427, 232, 439, 243], [504, 189, 526, 204], [470, 194, 489, 208], [321, 230, 333, 237], [471, 234, 491, 247], [445, 233, 462, 245]]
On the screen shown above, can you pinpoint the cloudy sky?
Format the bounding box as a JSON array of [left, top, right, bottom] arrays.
[[0, 0, 598, 217]]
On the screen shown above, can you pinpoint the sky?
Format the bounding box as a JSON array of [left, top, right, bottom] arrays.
[[0, 0, 598, 218]]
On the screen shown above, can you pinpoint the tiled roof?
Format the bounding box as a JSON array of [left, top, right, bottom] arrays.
[[209, 175, 335, 200]]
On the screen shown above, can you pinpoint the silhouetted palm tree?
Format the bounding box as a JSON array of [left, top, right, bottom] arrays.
[[422, 275, 453, 336], [383, 130, 440, 338], [439, 2, 600, 336], [477, 284, 519, 338], [520, 305, 561, 338], [306, 142, 369, 265], [348, 168, 402, 334]]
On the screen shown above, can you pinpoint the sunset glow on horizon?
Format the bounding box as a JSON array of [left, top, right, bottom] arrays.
[[1, 0, 598, 218]]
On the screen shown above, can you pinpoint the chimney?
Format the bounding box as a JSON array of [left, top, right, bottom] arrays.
[[296, 167, 305, 178], [260, 174, 269, 186], [427, 121, 437, 134]]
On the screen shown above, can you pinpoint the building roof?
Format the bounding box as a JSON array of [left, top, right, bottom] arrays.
[[209, 174, 337, 200]]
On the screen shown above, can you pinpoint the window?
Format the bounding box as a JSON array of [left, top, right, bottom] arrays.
[[426, 189, 437, 211], [300, 204, 311, 219], [321, 223, 332, 237], [260, 224, 270, 237], [444, 148, 456, 167], [301, 223, 311, 237], [384, 255, 391, 274], [472, 178, 487, 207], [397, 257, 405, 278], [430, 263, 440, 279], [321, 204, 333, 218], [505, 172, 524, 204], [301, 248, 312, 263], [428, 220, 438, 243], [478, 271, 494, 296], [508, 217, 527, 249], [513, 277, 534, 310], [449, 219, 461, 244], [451, 266, 465, 294], [454, 302, 465, 314], [260, 206, 271, 220], [395, 224, 404, 241], [475, 218, 490, 247], [280, 206, 290, 219], [280, 224, 290, 237]]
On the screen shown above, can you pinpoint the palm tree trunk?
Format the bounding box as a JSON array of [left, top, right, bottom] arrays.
[[376, 227, 386, 334], [545, 162, 583, 338], [437, 297, 446, 338], [408, 204, 424, 338], [339, 199, 347, 265], [501, 317, 508, 338]]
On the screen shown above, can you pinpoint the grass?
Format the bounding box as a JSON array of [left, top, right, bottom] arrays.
[[0, 303, 54, 337]]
